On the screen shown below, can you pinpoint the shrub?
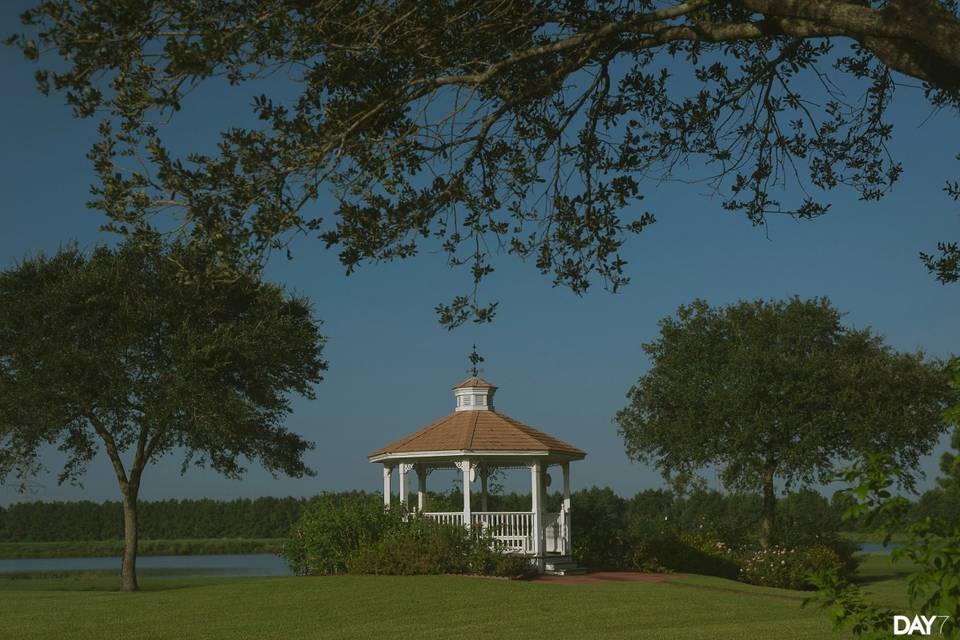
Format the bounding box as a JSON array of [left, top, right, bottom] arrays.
[[777, 490, 843, 547], [672, 490, 761, 548], [739, 545, 843, 590], [629, 532, 741, 578], [281, 492, 399, 575], [342, 518, 534, 578], [345, 518, 470, 575], [283, 493, 533, 578], [570, 487, 628, 569]]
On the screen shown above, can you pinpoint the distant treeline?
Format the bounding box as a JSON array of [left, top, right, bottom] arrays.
[[2, 484, 957, 543], [0, 493, 526, 542], [0, 497, 306, 542]]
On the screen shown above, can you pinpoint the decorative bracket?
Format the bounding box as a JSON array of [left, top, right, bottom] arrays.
[[398, 462, 415, 476], [413, 464, 434, 478]]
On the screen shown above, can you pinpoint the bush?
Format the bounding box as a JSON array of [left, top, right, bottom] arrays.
[[628, 532, 741, 578], [739, 545, 843, 590], [345, 519, 471, 575], [570, 487, 628, 569], [282, 493, 534, 579], [282, 492, 399, 575], [672, 490, 761, 548], [778, 490, 843, 547]]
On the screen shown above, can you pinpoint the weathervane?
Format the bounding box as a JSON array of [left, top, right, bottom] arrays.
[[467, 344, 484, 377]]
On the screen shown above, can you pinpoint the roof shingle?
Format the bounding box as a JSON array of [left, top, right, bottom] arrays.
[[368, 410, 585, 458], [452, 376, 496, 389]]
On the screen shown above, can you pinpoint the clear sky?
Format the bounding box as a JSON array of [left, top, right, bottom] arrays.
[[1, 3, 958, 505]]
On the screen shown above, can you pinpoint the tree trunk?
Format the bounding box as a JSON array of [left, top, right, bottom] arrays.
[[759, 464, 777, 549], [120, 486, 140, 592]]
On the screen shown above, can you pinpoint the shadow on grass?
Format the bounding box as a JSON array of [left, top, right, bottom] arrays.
[[0, 568, 273, 592]]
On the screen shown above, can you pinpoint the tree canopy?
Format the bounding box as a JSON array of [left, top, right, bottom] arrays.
[[0, 243, 327, 590], [615, 297, 952, 545], [939, 359, 960, 494], [9, 1, 960, 326]]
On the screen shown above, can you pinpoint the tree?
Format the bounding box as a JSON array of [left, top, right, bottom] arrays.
[[938, 359, 960, 493], [0, 243, 326, 591], [615, 297, 950, 546], [7, 1, 960, 326]]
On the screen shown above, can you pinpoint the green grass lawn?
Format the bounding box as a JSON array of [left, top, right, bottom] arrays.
[[0, 553, 916, 639], [1, 571, 848, 640], [854, 552, 916, 609]]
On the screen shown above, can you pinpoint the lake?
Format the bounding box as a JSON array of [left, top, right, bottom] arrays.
[[0, 542, 901, 577], [0, 553, 292, 577]]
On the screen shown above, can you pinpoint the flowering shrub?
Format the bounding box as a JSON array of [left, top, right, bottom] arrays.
[[739, 545, 842, 590]]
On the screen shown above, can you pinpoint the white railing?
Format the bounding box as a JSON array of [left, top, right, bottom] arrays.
[[422, 512, 464, 527], [471, 511, 534, 553], [422, 510, 571, 555]]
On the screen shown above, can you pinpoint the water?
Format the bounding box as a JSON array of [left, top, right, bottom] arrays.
[[0, 554, 292, 577], [0, 542, 901, 575], [859, 542, 902, 555]]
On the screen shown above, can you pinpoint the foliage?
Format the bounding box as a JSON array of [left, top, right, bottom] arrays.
[[809, 452, 960, 639], [282, 492, 396, 576], [345, 519, 534, 578], [616, 297, 950, 546], [0, 497, 306, 542], [740, 545, 844, 591], [638, 532, 741, 579], [939, 360, 960, 494], [0, 538, 282, 560], [664, 490, 761, 548], [0, 243, 326, 591], [9, 1, 960, 326], [569, 487, 628, 569], [282, 492, 532, 579]]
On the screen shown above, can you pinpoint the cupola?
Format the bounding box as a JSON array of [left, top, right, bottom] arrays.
[[453, 376, 497, 411]]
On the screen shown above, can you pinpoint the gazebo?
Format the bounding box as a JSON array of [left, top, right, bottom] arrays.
[[368, 374, 586, 573]]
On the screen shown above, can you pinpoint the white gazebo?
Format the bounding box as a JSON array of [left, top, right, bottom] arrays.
[[368, 375, 586, 573]]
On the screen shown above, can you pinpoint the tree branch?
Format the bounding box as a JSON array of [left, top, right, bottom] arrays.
[[85, 409, 129, 488]]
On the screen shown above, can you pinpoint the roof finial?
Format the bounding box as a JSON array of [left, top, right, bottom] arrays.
[[468, 344, 484, 377]]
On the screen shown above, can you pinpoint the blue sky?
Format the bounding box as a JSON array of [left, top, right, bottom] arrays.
[[1, 3, 958, 504]]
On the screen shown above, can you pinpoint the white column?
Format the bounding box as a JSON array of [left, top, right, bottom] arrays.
[[398, 463, 409, 505], [562, 462, 571, 556], [531, 461, 543, 564], [382, 465, 392, 507], [417, 465, 427, 512], [461, 459, 472, 527]]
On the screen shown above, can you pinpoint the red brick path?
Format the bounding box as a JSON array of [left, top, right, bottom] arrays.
[[534, 571, 674, 584]]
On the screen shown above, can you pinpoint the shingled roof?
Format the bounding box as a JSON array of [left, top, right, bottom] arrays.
[[368, 410, 585, 459], [452, 376, 496, 389]]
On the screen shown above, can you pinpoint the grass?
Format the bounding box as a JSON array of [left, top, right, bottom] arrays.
[[0, 553, 914, 639], [0, 572, 855, 639], [854, 552, 917, 609], [0, 538, 284, 559], [839, 531, 945, 545]]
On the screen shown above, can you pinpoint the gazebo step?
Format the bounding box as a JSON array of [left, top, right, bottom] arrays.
[[543, 557, 586, 575]]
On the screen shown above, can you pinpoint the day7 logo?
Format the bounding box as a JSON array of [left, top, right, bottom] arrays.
[[893, 615, 952, 636]]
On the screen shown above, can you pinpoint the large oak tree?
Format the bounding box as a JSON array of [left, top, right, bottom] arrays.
[[8, 1, 960, 325], [0, 243, 326, 591], [615, 297, 951, 546]]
